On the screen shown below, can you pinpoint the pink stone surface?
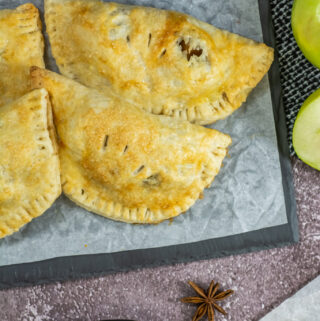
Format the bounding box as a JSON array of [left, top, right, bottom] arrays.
[[0, 156, 319, 321]]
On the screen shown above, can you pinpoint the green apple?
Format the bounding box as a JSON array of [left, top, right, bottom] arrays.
[[293, 88, 320, 170], [291, 0, 320, 69]]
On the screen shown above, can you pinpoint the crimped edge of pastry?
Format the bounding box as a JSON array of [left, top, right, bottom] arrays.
[[9, 3, 44, 62]]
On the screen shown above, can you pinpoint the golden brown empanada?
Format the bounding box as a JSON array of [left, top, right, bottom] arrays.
[[0, 89, 61, 239], [0, 3, 44, 107], [45, 0, 274, 124], [31, 67, 231, 223]]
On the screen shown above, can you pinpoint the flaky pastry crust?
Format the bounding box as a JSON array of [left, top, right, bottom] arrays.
[[31, 67, 231, 223], [0, 3, 44, 107], [45, 0, 273, 124], [0, 89, 61, 238]]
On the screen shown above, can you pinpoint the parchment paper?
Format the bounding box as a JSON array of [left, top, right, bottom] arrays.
[[0, 0, 287, 266]]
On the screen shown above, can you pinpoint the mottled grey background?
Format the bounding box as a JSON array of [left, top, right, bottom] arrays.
[[0, 0, 287, 266]]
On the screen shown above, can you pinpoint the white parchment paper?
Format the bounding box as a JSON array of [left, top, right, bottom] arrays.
[[0, 0, 288, 266]]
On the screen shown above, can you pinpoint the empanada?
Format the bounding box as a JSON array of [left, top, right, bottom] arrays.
[[45, 0, 274, 124], [0, 89, 61, 239], [31, 67, 231, 223], [0, 3, 44, 107]]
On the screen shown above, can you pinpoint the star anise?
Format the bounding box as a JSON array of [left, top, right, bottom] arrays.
[[181, 280, 234, 321]]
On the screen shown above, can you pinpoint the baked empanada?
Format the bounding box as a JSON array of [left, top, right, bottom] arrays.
[[45, 0, 273, 124], [0, 89, 61, 239], [0, 3, 44, 107], [31, 67, 231, 223]]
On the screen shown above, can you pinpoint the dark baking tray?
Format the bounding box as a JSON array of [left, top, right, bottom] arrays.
[[0, 0, 298, 289]]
